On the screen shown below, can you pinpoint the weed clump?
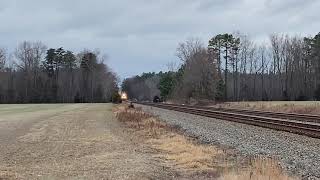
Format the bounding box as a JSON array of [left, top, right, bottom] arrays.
[[114, 106, 169, 137], [219, 157, 299, 180]]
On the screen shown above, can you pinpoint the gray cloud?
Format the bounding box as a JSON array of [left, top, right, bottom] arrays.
[[0, 0, 319, 79]]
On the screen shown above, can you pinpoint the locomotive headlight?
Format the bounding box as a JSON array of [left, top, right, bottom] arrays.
[[121, 92, 128, 100]]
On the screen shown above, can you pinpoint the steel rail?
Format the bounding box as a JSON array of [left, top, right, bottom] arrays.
[[182, 104, 320, 123]]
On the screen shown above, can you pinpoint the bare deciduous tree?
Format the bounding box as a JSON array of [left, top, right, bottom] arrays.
[[0, 41, 118, 104]]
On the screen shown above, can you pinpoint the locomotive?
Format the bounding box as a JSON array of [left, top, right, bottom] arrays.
[[153, 96, 161, 103]]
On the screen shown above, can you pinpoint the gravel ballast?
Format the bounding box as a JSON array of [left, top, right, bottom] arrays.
[[138, 105, 320, 180]]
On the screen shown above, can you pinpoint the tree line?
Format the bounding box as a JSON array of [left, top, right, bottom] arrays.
[[122, 32, 320, 102], [0, 41, 118, 103]]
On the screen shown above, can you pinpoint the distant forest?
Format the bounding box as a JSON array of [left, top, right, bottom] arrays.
[[0, 41, 118, 103], [123, 32, 320, 103]]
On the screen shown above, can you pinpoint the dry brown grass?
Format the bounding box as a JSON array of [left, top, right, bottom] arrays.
[[2, 104, 171, 179], [114, 104, 222, 176], [218, 101, 320, 115], [149, 134, 222, 172], [114, 106, 169, 137], [220, 157, 299, 180], [115, 108, 151, 125], [114, 104, 299, 179], [0, 168, 19, 180]]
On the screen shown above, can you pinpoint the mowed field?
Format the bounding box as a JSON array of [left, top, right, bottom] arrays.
[[0, 103, 302, 180], [0, 104, 167, 179]]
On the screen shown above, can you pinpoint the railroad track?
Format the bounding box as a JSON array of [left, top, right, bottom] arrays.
[[182, 104, 320, 123], [136, 102, 320, 139]]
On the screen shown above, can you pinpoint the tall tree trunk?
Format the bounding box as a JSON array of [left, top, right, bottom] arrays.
[[225, 45, 228, 101]]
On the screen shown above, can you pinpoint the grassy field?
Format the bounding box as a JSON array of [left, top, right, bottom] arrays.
[[0, 104, 79, 122], [0, 104, 65, 113], [0, 104, 68, 115], [0, 104, 174, 179], [0, 103, 299, 179]]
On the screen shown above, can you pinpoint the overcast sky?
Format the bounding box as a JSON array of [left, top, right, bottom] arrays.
[[1, 0, 320, 80]]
